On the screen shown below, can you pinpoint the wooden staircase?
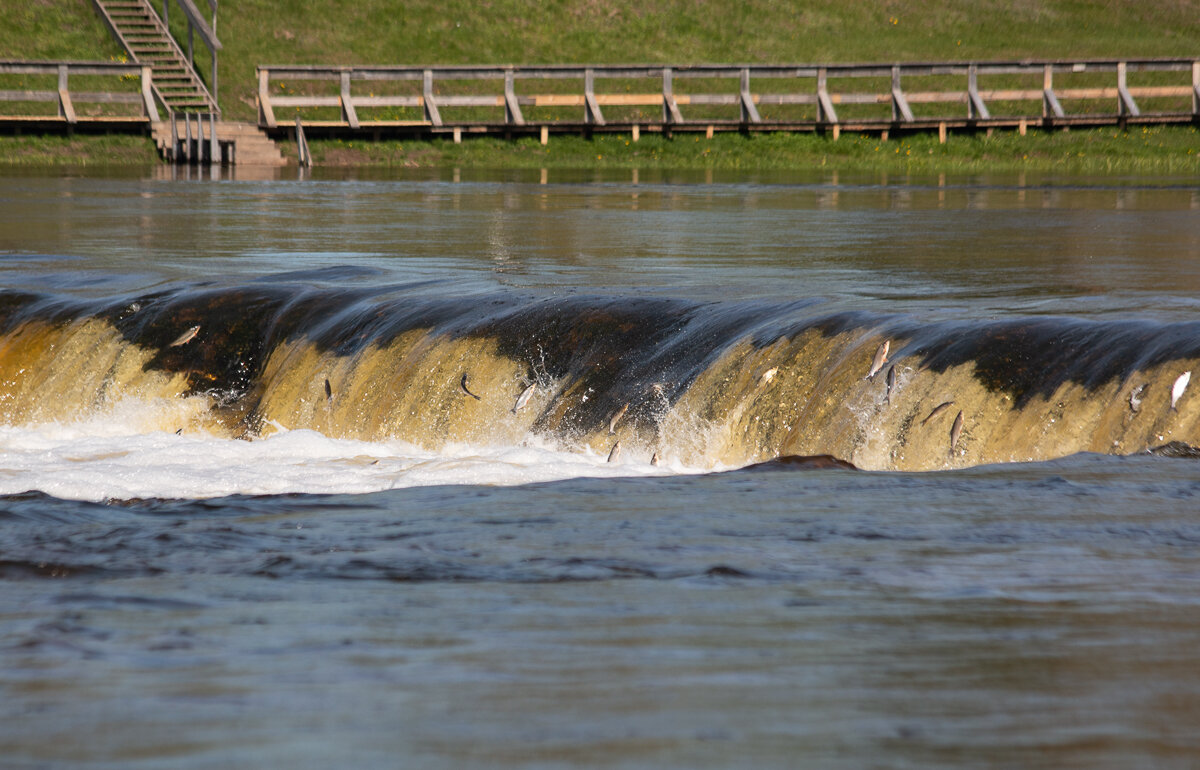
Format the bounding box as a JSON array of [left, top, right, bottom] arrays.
[[92, 0, 217, 114], [151, 118, 287, 166]]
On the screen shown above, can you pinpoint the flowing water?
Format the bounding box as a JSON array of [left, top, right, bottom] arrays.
[[2, 165, 1200, 768]]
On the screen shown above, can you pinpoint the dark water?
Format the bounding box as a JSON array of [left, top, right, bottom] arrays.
[[2, 167, 1200, 768]]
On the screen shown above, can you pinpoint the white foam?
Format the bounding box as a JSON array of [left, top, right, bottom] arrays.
[[0, 403, 696, 502]]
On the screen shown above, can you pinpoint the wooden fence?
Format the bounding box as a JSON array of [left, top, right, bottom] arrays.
[[257, 59, 1200, 140], [0, 60, 161, 128]]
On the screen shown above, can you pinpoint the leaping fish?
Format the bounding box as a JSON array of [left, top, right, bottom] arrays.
[[460, 373, 482, 401], [324, 378, 333, 404], [759, 367, 778, 385], [650, 451, 660, 467], [949, 410, 964, 456], [884, 365, 896, 404], [168, 325, 201, 347], [608, 402, 629, 434], [1171, 371, 1191, 411], [921, 401, 955, 426], [864, 340, 890, 380], [1128, 383, 1148, 413], [511, 383, 536, 413], [607, 440, 622, 463]]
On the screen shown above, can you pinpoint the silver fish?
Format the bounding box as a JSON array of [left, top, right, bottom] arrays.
[[511, 383, 536, 413], [949, 410, 964, 456], [921, 401, 954, 426], [608, 402, 629, 434], [324, 378, 333, 404], [168, 325, 200, 347], [1128, 383, 1147, 413], [1171, 371, 1191, 411], [884, 365, 896, 404], [865, 340, 890, 380], [760, 367, 778, 385], [607, 440, 622, 463], [460, 373, 482, 401]]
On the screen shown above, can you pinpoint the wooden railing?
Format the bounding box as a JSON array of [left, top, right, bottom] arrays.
[[257, 59, 1200, 137], [0, 60, 160, 125], [160, 0, 220, 101]]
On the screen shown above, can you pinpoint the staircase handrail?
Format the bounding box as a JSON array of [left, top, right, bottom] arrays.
[[160, 0, 221, 107]]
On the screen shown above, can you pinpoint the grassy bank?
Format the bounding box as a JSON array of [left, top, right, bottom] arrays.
[[297, 125, 1200, 174], [2, 124, 1198, 174], [2, 0, 1199, 169], [0, 134, 158, 166]]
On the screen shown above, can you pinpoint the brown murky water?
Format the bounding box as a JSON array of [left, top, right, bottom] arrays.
[[2, 166, 1200, 768]]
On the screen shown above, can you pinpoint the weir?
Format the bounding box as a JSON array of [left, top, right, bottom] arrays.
[[2, 284, 1198, 472]]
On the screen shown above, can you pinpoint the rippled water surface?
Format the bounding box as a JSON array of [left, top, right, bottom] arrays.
[[2, 166, 1200, 768]]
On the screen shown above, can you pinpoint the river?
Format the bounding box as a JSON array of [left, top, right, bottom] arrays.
[[1, 165, 1199, 768]]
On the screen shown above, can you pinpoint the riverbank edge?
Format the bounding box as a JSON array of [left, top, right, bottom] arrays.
[[1, 125, 1198, 174]]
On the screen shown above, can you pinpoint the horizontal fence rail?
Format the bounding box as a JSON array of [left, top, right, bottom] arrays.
[[0, 60, 161, 126], [257, 59, 1200, 139]]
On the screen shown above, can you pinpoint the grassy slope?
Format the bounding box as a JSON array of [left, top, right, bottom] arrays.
[[221, 0, 1200, 121], [2, 0, 1199, 169]]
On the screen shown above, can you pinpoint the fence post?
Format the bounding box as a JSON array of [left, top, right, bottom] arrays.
[[1042, 64, 1065, 121], [968, 64, 990, 120], [1117, 61, 1140, 119], [891, 65, 913, 122], [257, 68, 276, 127], [423, 69, 442, 126], [209, 112, 218, 166], [139, 65, 159, 121], [817, 67, 838, 124], [584, 68, 604, 125], [56, 64, 76, 124], [739, 68, 761, 124], [340, 69, 359, 128], [1192, 61, 1200, 116], [504, 69, 525, 125], [662, 67, 683, 125]]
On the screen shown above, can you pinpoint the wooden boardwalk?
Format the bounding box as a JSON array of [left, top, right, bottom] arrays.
[[0, 60, 160, 130], [257, 58, 1200, 141]]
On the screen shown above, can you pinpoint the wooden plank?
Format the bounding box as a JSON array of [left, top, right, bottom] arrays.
[[1126, 86, 1192, 98], [531, 94, 586, 107], [347, 95, 423, 107], [434, 95, 505, 107], [270, 95, 341, 107], [757, 94, 820, 105], [0, 90, 57, 101], [594, 94, 672, 106]]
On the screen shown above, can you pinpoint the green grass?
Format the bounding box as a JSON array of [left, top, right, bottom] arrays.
[[3, 0, 1200, 169], [0, 134, 158, 166], [301, 125, 1200, 174]]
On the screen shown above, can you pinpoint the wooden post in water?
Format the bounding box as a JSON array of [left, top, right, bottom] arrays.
[[209, 113, 218, 165]]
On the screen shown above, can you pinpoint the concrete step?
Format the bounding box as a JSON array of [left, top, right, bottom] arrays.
[[152, 120, 288, 166]]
